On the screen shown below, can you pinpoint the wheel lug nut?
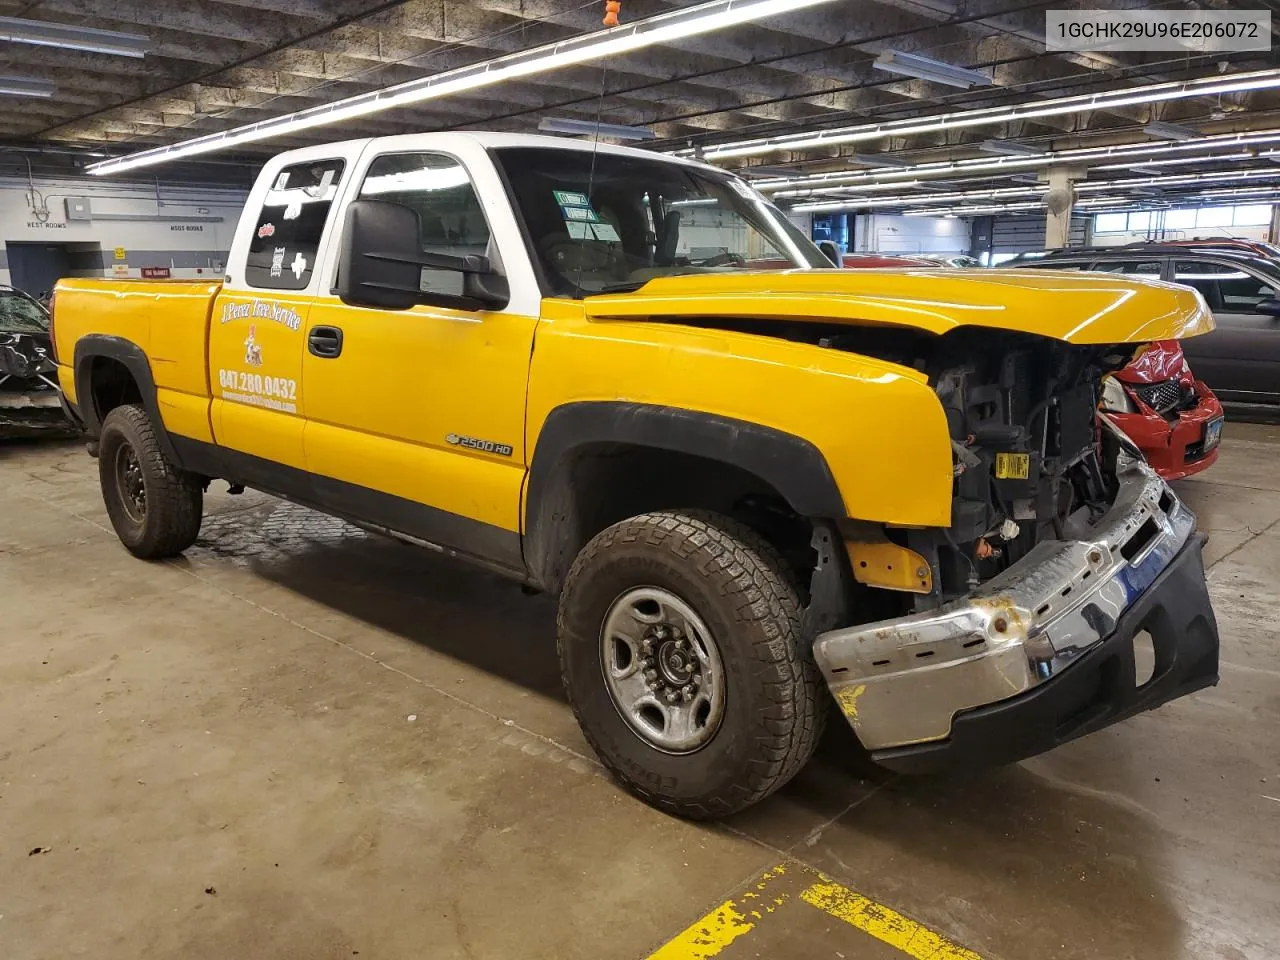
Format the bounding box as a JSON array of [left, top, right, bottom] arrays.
[[640, 640, 653, 655], [681, 687, 694, 702], [664, 689, 679, 704], [644, 668, 657, 682]]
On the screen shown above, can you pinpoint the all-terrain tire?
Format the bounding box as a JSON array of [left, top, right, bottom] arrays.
[[557, 510, 826, 819], [98, 404, 203, 559]]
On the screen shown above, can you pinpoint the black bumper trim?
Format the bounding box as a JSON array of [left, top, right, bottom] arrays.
[[871, 534, 1219, 775]]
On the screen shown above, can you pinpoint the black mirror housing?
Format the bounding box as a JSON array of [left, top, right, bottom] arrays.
[[816, 240, 842, 267], [1255, 297, 1280, 318], [336, 199, 510, 312], [336, 199, 423, 311]]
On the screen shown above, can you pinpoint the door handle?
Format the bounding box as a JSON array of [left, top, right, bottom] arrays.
[[308, 325, 343, 358]]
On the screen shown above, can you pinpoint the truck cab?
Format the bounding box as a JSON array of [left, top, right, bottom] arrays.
[[53, 132, 1219, 818]]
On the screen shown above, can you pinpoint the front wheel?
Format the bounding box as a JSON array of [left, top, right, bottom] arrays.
[[98, 404, 203, 559], [557, 511, 825, 819]]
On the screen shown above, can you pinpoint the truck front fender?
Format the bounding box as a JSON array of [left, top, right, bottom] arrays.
[[523, 402, 845, 590]]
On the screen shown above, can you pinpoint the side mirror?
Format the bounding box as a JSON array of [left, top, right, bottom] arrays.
[[336, 199, 509, 312], [1254, 297, 1280, 318], [817, 239, 842, 267]]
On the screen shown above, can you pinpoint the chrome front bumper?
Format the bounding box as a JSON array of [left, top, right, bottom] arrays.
[[814, 457, 1197, 751]]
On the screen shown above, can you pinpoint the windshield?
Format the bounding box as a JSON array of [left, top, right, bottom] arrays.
[[0, 290, 49, 333], [492, 146, 829, 297]]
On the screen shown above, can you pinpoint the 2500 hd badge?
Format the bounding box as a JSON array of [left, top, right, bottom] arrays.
[[445, 433, 513, 457]]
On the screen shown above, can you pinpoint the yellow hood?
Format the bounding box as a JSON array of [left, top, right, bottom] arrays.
[[583, 268, 1215, 345]]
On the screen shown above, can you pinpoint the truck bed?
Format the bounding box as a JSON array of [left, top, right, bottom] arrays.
[[53, 278, 224, 444]]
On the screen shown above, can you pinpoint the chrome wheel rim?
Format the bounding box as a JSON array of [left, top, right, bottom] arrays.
[[600, 587, 725, 754], [114, 443, 146, 523]]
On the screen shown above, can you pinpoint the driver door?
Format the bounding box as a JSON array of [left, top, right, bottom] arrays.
[[301, 148, 537, 565]]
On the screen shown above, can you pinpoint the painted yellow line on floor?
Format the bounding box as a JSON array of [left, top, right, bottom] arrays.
[[646, 864, 791, 960], [646, 861, 985, 960], [801, 879, 984, 960]]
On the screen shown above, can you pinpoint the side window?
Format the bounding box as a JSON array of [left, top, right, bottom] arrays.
[[246, 158, 345, 290], [358, 152, 492, 299], [1089, 260, 1163, 276], [1173, 260, 1276, 312]]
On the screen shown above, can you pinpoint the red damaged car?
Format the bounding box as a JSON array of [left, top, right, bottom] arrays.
[[1101, 340, 1224, 481]]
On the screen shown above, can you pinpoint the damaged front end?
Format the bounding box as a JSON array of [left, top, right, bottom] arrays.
[[0, 290, 70, 436], [815, 330, 1220, 771]]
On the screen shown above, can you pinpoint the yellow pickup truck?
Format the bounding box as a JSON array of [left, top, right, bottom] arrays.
[[53, 132, 1220, 818]]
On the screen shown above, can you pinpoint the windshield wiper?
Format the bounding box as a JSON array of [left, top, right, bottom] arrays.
[[596, 281, 648, 294]]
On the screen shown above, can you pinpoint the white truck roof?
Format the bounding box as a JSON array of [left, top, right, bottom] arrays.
[[270, 130, 720, 174]]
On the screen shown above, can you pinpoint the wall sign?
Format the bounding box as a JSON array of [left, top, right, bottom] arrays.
[[114, 247, 127, 260], [141, 266, 171, 279]]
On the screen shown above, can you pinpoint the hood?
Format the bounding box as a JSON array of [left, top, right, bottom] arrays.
[[583, 269, 1215, 345]]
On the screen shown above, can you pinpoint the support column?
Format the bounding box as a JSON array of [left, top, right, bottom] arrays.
[[1043, 166, 1081, 250]]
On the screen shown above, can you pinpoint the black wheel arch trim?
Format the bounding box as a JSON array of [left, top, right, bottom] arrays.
[[72, 334, 185, 467], [524, 401, 847, 589]]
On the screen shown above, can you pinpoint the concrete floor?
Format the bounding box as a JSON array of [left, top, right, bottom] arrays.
[[2, 425, 1278, 960]]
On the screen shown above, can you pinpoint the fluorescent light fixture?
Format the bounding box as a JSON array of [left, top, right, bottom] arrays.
[[791, 184, 1046, 212], [537, 117, 656, 140], [1143, 120, 1199, 141], [850, 153, 911, 168], [86, 0, 840, 176], [760, 126, 1280, 194], [979, 140, 1043, 157], [0, 16, 147, 58], [0, 76, 54, 98], [1103, 150, 1254, 173], [873, 50, 992, 89], [786, 167, 1280, 212], [737, 163, 805, 178], [688, 68, 1280, 160]]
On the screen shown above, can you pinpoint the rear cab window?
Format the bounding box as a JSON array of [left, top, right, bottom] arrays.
[[246, 159, 346, 290]]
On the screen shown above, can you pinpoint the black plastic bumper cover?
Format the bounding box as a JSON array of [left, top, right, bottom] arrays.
[[871, 533, 1219, 774]]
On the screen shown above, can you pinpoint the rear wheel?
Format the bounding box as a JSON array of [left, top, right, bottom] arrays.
[[98, 404, 203, 559], [557, 511, 825, 819]]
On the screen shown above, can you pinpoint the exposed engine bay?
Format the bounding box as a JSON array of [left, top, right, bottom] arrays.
[[917, 330, 1136, 604], [660, 317, 1139, 607]]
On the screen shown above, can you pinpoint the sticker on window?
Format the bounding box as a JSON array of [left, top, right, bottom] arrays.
[[567, 221, 619, 242], [563, 206, 600, 222], [554, 190, 591, 207]]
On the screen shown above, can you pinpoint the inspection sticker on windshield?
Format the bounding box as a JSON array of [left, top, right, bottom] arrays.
[[567, 221, 620, 241], [554, 190, 591, 207], [563, 206, 600, 222], [995, 452, 1030, 480]]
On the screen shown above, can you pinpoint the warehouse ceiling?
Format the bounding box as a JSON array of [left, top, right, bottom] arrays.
[[3, 0, 1280, 211]]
